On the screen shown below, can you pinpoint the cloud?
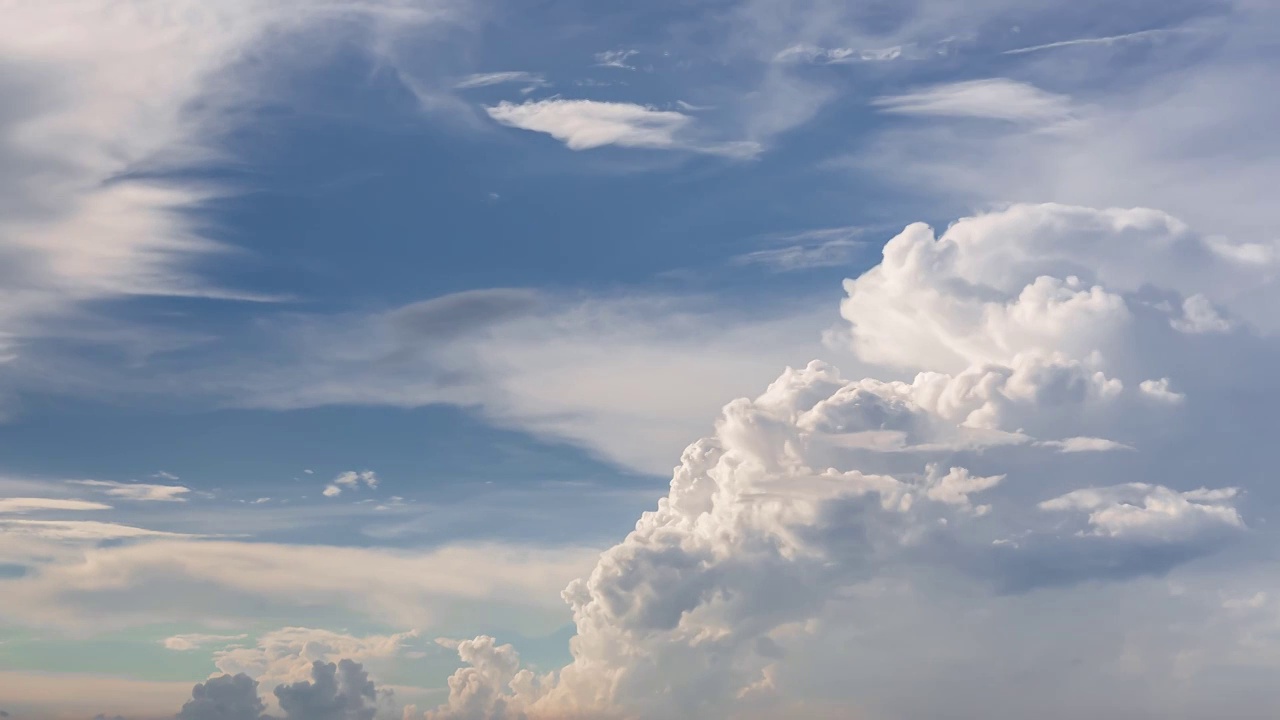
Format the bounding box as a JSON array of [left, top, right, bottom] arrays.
[[486, 99, 689, 151], [1004, 27, 1181, 55], [1041, 484, 1243, 541], [1140, 377, 1185, 404], [1037, 436, 1134, 453], [485, 99, 758, 157], [849, 3, 1280, 242], [213, 628, 422, 689], [178, 673, 267, 720], [414, 203, 1279, 719], [594, 49, 638, 70], [163, 633, 249, 652], [731, 226, 868, 271], [0, 0, 464, 371], [0, 497, 111, 513], [324, 470, 378, 498], [773, 43, 903, 64], [0, 539, 597, 632], [274, 660, 380, 720], [168, 659, 387, 720], [454, 71, 547, 90], [0, 519, 195, 542], [872, 78, 1075, 123], [215, 290, 835, 474], [70, 479, 190, 502]]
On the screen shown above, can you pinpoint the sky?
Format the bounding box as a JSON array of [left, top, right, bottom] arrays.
[[1, 0, 1279, 718]]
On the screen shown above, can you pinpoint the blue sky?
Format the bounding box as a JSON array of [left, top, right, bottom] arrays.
[[2, 1, 1280, 719]]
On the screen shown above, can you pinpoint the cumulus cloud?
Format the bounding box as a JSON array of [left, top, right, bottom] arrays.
[[324, 470, 378, 498], [414, 203, 1275, 719], [169, 659, 387, 720], [1041, 484, 1243, 541], [275, 660, 381, 720], [178, 673, 267, 720]]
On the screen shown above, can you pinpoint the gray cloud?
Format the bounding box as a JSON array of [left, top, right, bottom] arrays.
[[275, 660, 379, 720], [178, 674, 267, 720]]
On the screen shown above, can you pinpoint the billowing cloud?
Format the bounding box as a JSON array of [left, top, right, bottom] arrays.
[[178, 673, 267, 720], [275, 660, 380, 720], [412, 203, 1280, 719], [169, 660, 386, 720]]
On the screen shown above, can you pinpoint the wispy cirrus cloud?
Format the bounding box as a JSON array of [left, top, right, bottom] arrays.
[[162, 633, 249, 652], [0, 498, 111, 513], [872, 78, 1074, 123], [593, 49, 638, 70], [1004, 27, 1182, 55], [69, 480, 190, 502], [453, 70, 548, 90], [731, 226, 868, 271]]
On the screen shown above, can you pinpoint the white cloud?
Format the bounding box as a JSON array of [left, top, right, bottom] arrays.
[[485, 99, 759, 157], [454, 71, 546, 90], [0, 497, 111, 513], [1172, 294, 1233, 334], [0, 539, 598, 632], [0, 519, 194, 542], [850, 4, 1280, 244], [1038, 436, 1135, 453], [0, 0, 462, 364], [774, 43, 903, 64], [69, 479, 190, 502], [732, 226, 867, 272], [163, 633, 249, 652], [213, 627, 421, 688], [1041, 484, 1243, 540], [1140, 377, 1185, 404], [324, 469, 378, 498], [416, 202, 1278, 719], [1004, 28, 1181, 55], [594, 49, 638, 70], [872, 78, 1074, 123], [217, 291, 836, 474], [486, 99, 690, 151]]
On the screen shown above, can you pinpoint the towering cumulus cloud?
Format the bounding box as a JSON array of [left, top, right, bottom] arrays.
[[419, 203, 1280, 719]]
